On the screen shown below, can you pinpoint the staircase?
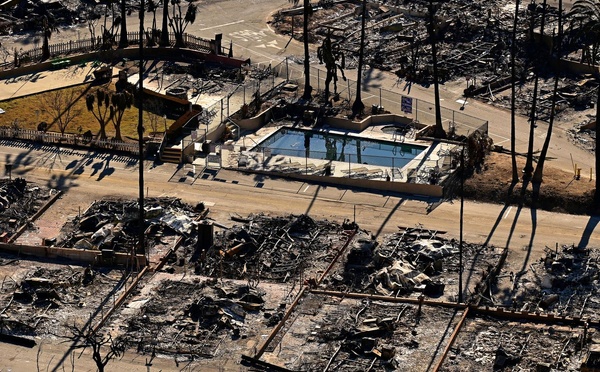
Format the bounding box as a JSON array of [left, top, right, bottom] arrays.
[[161, 146, 182, 163], [225, 119, 240, 140]]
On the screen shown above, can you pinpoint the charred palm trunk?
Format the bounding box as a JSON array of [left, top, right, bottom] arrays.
[[532, 0, 563, 197], [160, 0, 169, 46], [510, 0, 521, 184], [352, 0, 367, 115], [524, 0, 548, 182], [302, 0, 312, 100], [118, 0, 128, 48], [429, 0, 445, 139]]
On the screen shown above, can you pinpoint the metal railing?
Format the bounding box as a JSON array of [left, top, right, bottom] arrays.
[[280, 59, 489, 138], [0, 127, 141, 155]]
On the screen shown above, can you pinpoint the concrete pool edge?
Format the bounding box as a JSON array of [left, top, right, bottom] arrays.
[[219, 163, 444, 198]]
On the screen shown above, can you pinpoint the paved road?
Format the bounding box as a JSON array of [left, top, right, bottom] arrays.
[[0, 1, 599, 369], [0, 0, 592, 176], [1, 139, 598, 254]]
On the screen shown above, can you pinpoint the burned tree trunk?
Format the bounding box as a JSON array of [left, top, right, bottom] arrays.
[[302, 0, 312, 100], [428, 0, 446, 139], [352, 0, 367, 116], [532, 0, 563, 196], [524, 0, 548, 183], [509, 0, 521, 184]]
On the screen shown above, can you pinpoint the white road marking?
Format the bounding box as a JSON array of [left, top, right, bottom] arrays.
[[503, 206, 512, 219], [199, 20, 245, 31], [303, 185, 310, 193], [267, 40, 281, 49]]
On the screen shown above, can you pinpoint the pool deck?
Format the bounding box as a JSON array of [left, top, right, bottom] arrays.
[[221, 123, 457, 184]]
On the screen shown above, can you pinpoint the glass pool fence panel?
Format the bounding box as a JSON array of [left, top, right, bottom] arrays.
[[253, 146, 417, 172]]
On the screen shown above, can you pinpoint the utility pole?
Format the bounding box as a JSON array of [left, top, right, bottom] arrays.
[[138, 0, 146, 263], [459, 143, 464, 303]]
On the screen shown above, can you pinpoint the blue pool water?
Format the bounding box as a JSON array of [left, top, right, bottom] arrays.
[[253, 128, 427, 168]]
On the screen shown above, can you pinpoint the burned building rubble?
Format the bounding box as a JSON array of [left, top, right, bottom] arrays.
[[192, 213, 350, 282], [0, 264, 127, 339], [493, 244, 600, 321], [54, 197, 204, 254], [118, 279, 277, 358], [0, 178, 55, 240], [0, 195, 599, 370], [327, 225, 504, 302], [444, 317, 592, 371]]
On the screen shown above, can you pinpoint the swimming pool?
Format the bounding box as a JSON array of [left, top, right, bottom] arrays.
[[253, 128, 427, 168]]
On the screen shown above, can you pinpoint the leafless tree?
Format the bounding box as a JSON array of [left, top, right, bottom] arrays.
[[87, 6, 101, 49], [63, 323, 126, 372], [0, 43, 10, 67], [160, 0, 170, 46], [144, 98, 165, 134], [42, 89, 83, 135], [118, 0, 128, 48]]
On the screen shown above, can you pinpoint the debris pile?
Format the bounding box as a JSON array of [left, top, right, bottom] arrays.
[[120, 279, 272, 358], [328, 226, 502, 301], [446, 318, 588, 371], [507, 244, 600, 320], [264, 292, 461, 371], [0, 178, 55, 239], [194, 214, 346, 282], [273, 0, 525, 82], [55, 197, 203, 253], [568, 118, 596, 153], [0, 265, 123, 338]]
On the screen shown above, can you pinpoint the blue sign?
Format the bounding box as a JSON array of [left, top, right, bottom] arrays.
[[401, 96, 413, 114]]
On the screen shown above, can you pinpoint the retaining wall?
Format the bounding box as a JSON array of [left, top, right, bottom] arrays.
[[0, 242, 147, 266]]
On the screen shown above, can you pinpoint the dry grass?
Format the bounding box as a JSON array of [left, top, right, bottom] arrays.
[[463, 152, 596, 215], [0, 83, 174, 141]]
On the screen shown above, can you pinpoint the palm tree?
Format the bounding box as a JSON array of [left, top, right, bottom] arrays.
[[427, 0, 446, 139], [352, 0, 367, 116], [532, 0, 564, 195], [41, 15, 58, 61], [118, 0, 128, 48], [168, 0, 197, 48], [509, 0, 521, 184], [86, 90, 113, 140], [570, 0, 600, 204], [110, 91, 133, 141]]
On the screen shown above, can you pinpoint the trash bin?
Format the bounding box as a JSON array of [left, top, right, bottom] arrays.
[[202, 140, 212, 154]]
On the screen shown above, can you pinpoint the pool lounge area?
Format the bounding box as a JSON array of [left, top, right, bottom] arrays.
[[216, 123, 459, 196], [252, 127, 428, 170]]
